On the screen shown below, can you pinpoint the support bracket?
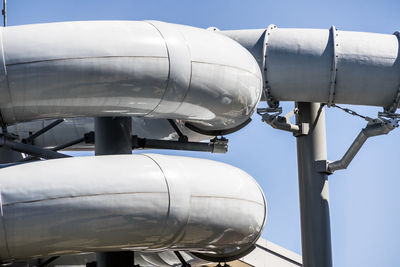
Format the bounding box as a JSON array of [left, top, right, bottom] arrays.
[[132, 135, 228, 153], [22, 119, 64, 145], [18, 131, 94, 163], [315, 160, 334, 175], [324, 117, 399, 173], [0, 134, 70, 159], [168, 119, 188, 142], [257, 107, 309, 136]]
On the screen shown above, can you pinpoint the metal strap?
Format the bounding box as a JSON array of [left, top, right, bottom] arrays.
[[263, 24, 279, 108], [327, 25, 339, 107]]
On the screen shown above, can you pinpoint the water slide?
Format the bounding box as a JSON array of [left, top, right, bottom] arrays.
[[0, 20, 265, 265], [0, 20, 398, 266], [8, 24, 400, 149], [0, 154, 265, 265]]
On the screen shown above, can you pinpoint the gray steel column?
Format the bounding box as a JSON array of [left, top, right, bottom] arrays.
[[94, 117, 133, 267], [295, 102, 332, 267], [94, 117, 132, 156], [96, 252, 134, 267]]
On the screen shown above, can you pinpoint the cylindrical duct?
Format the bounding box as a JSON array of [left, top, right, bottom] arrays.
[[223, 27, 400, 110]]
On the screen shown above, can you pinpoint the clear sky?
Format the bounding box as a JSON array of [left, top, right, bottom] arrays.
[[7, 1, 400, 266]]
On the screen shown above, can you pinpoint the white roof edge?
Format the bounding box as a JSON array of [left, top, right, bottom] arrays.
[[256, 238, 302, 264]]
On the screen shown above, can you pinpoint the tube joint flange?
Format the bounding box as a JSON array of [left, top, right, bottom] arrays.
[[327, 25, 339, 107], [263, 24, 279, 108]]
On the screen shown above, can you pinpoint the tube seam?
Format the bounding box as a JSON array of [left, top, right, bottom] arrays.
[[263, 24, 278, 108], [137, 21, 172, 117], [144, 20, 192, 117], [140, 154, 174, 247], [327, 26, 339, 107]]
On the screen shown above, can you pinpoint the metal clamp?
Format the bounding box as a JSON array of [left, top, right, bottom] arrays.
[[263, 24, 279, 108], [209, 136, 229, 153], [327, 25, 339, 107], [378, 111, 400, 120], [257, 107, 309, 136]]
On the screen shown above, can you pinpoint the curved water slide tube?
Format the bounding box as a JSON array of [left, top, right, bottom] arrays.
[[0, 20, 266, 265], [9, 25, 400, 149], [3, 20, 262, 148], [0, 21, 261, 130], [0, 154, 265, 264]]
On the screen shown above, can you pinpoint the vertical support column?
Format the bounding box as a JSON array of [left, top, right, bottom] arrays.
[[96, 252, 134, 267], [295, 102, 332, 267], [95, 117, 132, 156], [94, 117, 133, 267]]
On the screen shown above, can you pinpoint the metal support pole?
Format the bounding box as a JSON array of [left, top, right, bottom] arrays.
[[94, 117, 132, 156], [96, 252, 133, 267], [94, 117, 133, 267], [295, 102, 332, 267]]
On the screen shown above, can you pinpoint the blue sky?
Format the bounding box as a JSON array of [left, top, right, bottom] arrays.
[[7, 1, 400, 266]]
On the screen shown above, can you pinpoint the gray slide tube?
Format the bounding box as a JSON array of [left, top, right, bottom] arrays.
[[0, 154, 266, 263], [0, 21, 262, 134], [222, 26, 400, 110]]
